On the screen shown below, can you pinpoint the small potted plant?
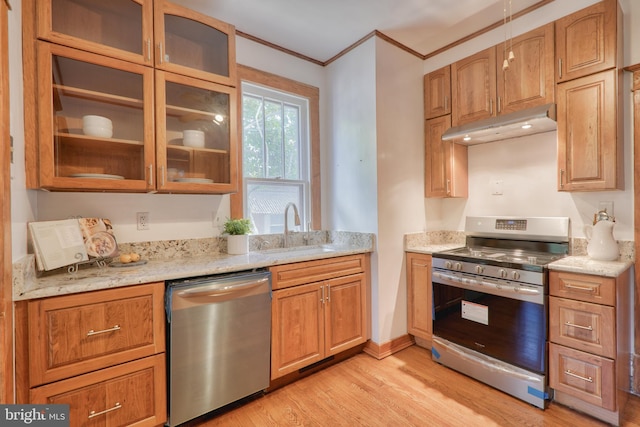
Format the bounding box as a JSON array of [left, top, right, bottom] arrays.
[[223, 218, 252, 255]]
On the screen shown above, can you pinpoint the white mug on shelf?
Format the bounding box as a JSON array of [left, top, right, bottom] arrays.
[[182, 130, 205, 148]]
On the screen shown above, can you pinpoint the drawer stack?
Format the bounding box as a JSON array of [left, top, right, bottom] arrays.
[[16, 282, 166, 427], [548, 269, 631, 425]]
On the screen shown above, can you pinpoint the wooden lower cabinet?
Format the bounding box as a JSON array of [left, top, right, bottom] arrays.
[[269, 255, 369, 379], [15, 282, 167, 426], [406, 252, 432, 341], [30, 354, 166, 427], [549, 269, 630, 425]]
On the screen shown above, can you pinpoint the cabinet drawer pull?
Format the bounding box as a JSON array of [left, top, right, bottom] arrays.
[[415, 263, 429, 267], [564, 321, 593, 331], [87, 325, 121, 337], [565, 370, 593, 383], [88, 402, 122, 419], [564, 283, 595, 292]]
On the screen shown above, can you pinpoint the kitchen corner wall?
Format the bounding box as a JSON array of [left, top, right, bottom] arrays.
[[325, 37, 425, 345]]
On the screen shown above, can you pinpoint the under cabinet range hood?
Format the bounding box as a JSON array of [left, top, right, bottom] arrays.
[[441, 103, 557, 145]]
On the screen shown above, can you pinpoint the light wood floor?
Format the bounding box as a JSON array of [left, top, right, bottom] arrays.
[[190, 345, 640, 426]]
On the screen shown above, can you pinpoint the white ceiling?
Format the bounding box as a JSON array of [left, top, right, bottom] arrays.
[[177, 0, 545, 63]]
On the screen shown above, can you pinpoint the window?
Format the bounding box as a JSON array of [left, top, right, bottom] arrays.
[[241, 82, 311, 234]]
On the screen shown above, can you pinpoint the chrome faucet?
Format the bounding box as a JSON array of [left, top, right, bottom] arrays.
[[283, 202, 301, 248]]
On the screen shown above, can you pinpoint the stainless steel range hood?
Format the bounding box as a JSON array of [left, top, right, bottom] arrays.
[[441, 103, 556, 145]]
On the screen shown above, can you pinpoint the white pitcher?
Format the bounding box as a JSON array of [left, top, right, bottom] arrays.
[[585, 219, 619, 261]]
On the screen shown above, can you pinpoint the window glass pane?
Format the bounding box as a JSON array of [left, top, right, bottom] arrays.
[[284, 104, 300, 180], [246, 180, 304, 235], [242, 94, 264, 178], [265, 100, 283, 178]]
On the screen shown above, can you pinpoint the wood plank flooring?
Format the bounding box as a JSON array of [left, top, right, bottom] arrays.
[[189, 345, 640, 426]]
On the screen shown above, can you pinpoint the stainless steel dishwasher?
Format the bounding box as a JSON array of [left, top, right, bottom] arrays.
[[165, 270, 271, 426]]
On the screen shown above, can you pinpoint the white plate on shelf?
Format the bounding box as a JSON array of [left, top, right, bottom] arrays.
[[175, 178, 214, 184], [70, 173, 125, 180]]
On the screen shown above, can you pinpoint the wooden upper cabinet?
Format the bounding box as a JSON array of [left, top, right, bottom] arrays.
[[497, 23, 555, 115], [555, 0, 619, 83], [425, 115, 468, 198], [36, 42, 156, 192], [155, 71, 238, 193], [37, 0, 154, 65], [424, 66, 451, 119], [154, 0, 236, 86], [557, 69, 622, 191], [452, 47, 497, 126]]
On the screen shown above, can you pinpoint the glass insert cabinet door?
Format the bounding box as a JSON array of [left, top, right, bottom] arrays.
[[37, 0, 153, 65], [37, 42, 154, 191], [155, 71, 237, 192], [154, 0, 236, 86]]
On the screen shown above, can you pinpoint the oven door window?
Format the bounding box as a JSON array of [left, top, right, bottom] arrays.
[[432, 282, 546, 374]]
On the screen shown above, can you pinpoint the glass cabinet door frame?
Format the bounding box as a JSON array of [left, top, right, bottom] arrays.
[[155, 70, 238, 194], [37, 42, 155, 191], [153, 0, 237, 87], [36, 0, 154, 66]]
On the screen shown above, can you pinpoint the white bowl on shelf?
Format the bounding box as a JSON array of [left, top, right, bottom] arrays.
[[82, 115, 112, 129], [183, 130, 205, 148], [83, 126, 113, 138], [82, 115, 113, 138]]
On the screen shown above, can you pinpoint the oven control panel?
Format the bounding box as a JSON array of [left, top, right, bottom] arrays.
[[495, 219, 527, 231]]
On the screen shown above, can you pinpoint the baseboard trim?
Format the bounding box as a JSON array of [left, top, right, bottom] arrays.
[[363, 334, 415, 360]]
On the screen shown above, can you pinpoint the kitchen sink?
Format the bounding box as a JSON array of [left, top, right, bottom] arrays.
[[259, 244, 337, 255]]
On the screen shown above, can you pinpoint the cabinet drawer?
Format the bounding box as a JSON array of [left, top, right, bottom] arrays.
[[28, 283, 165, 386], [549, 343, 615, 411], [550, 270, 615, 305], [549, 297, 615, 358], [30, 354, 166, 427], [269, 254, 366, 290]]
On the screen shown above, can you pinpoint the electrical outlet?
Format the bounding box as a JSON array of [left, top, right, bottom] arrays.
[[137, 212, 149, 230]]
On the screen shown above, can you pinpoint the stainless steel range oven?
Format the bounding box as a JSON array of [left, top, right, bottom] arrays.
[[431, 216, 569, 409]]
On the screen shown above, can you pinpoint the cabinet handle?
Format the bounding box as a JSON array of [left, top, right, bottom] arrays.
[[558, 58, 563, 79], [444, 96, 448, 111], [564, 321, 593, 331], [148, 164, 154, 187], [497, 97, 501, 113], [88, 402, 122, 419], [415, 263, 429, 267], [158, 42, 164, 64], [146, 39, 151, 61], [321, 285, 325, 304], [489, 99, 493, 115], [160, 165, 165, 187], [564, 283, 595, 292], [326, 285, 330, 303], [87, 325, 121, 337], [564, 370, 593, 383], [559, 169, 565, 188], [446, 179, 450, 195]]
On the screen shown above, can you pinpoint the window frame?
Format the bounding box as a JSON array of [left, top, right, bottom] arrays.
[[232, 65, 320, 230]]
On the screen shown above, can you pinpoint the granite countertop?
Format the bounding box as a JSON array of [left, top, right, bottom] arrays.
[[404, 243, 464, 254], [14, 243, 372, 301], [548, 256, 633, 278]]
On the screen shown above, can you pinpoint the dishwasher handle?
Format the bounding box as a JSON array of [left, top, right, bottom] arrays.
[[176, 276, 269, 298]]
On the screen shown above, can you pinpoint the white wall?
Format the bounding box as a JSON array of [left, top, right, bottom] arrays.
[[374, 38, 425, 342], [424, 0, 636, 244]]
